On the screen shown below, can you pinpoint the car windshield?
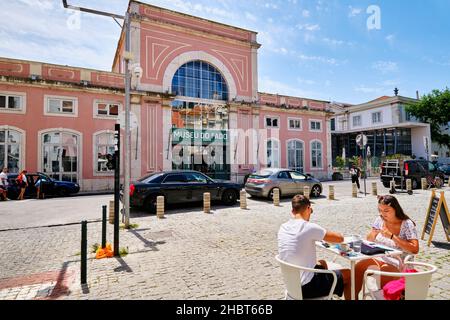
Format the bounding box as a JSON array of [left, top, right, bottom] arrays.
[[249, 170, 274, 179], [138, 173, 164, 183]]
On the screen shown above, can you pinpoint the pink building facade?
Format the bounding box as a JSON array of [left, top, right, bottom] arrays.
[[0, 1, 332, 191]]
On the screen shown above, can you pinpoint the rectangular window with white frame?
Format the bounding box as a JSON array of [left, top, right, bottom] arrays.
[[265, 116, 279, 128], [0, 92, 26, 114], [45, 96, 78, 117], [94, 101, 121, 118], [372, 111, 382, 124], [353, 115, 362, 127], [288, 118, 302, 130], [309, 120, 322, 132]]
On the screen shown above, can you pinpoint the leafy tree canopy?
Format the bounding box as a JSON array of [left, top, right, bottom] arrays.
[[406, 88, 450, 148]]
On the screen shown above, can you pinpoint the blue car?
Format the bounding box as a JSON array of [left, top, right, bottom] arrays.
[[6, 172, 80, 199]]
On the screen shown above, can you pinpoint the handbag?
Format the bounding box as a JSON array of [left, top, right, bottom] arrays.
[[383, 269, 418, 300], [361, 242, 391, 255]]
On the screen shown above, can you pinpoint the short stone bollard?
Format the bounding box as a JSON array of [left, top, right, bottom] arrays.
[[390, 180, 396, 192], [372, 182, 378, 196], [204, 192, 211, 214], [109, 200, 114, 224], [240, 190, 247, 210], [352, 183, 358, 198], [328, 185, 335, 200], [273, 188, 280, 206], [304, 186, 310, 200], [156, 196, 164, 219], [421, 178, 427, 190], [406, 179, 412, 192]]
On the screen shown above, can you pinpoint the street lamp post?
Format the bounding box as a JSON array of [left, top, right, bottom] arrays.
[[62, 1, 131, 228]]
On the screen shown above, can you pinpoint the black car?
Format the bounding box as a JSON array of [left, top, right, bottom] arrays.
[[437, 163, 450, 181], [127, 171, 242, 213], [6, 172, 80, 199], [380, 159, 445, 189]]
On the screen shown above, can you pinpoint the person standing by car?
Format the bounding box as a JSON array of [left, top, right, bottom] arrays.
[[17, 170, 28, 200], [0, 168, 8, 200], [350, 165, 361, 192]]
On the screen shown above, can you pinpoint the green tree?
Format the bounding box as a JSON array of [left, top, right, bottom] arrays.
[[335, 156, 345, 171], [406, 88, 450, 148]]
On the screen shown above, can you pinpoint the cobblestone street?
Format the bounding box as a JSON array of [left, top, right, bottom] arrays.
[[0, 180, 449, 300]]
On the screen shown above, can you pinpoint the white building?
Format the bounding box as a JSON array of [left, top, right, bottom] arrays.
[[330, 94, 432, 164]]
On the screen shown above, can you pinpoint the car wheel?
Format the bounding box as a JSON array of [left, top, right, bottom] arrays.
[[382, 181, 391, 188], [58, 188, 69, 197], [143, 196, 157, 214], [268, 188, 281, 201], [222, 189, 237, 206], [311, 185, 322, 198]]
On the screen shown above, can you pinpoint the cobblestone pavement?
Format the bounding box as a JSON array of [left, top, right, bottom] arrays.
[[0, 180, 449, 300]]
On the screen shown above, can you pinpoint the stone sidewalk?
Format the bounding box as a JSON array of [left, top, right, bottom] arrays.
[[0, 183, 449, 300]]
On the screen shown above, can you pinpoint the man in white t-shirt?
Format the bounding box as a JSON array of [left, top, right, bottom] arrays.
[[278, 195, 351, 299], [0, 167, 9, 200]]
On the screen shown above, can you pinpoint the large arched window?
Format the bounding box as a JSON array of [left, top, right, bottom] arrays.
[[42, 130, 80, 183], [287, 140, 304, 172], [0, 128, 22, 173], [171, 60, 229, 101], [94, 131, 115, 174]]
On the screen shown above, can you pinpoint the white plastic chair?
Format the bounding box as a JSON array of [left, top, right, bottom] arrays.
[[362, 261, 438, 300], [275, 255, 338, 300]]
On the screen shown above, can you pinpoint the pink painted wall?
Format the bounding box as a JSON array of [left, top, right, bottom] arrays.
[[259, 109, 328, 174], [138, 3, 256, 99], [0, 83, 124, 181], [140, 102, 164, 176]]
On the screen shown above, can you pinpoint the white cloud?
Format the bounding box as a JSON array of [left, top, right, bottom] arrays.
[[297, 24, 320, 31], [386, 34, 396, 44], [302, 10, 310, 18], [245, 12, 257, 22], [259, 76, 317, 98], [297, 77, 316, 85], [348, 6, 362, 17], [372, 61, 399, 73], [354, 86, 383, 94], [264, 3, 278, 10]]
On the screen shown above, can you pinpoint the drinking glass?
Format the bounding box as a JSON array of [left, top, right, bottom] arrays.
[[352, 235, 362, 253]]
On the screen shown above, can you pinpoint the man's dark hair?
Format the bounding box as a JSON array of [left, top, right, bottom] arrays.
[[292, 195, 311, 213]]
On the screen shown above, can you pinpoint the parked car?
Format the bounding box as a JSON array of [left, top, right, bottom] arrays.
[[245, 168, 322, 199], [126, 171, 242, 213], [437, 163, 450, 181], [380, 159, 445, 189], [6, 172, 80, 199]]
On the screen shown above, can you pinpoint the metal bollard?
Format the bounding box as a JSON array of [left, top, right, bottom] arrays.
[[102, 205, 107, 249], [304, 186, 310, 200], [240, 190, 247, 209], [421, 178, 427, 190], [372, 182, 378, 196], [273, 188, 280, 206], [156, 196, 165, 219], [406, 179, 412, 192], [352, 183, 358, 198], [81, 220, 87, 285], [204, 193, 211, 213], [328, 185, 335, 200], [109, 200, 114, 224]]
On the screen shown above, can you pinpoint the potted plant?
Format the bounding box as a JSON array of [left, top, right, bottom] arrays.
[[332, 156, 345, 181]]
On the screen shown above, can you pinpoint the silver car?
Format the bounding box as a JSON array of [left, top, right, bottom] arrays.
[[245, 168, 323, 199]]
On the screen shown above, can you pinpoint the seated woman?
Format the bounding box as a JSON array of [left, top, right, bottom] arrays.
[[354, 195, 419, 299]]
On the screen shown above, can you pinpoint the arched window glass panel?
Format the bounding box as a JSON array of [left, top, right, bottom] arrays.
[[311, 141, 323, 169], [172, 61, 229, 101], [95, 133, 115, 173], [287, 140, 304, 172], [0, 129, 22, 173], [42, 131, 79, 183], [267, 139, 280, 168]]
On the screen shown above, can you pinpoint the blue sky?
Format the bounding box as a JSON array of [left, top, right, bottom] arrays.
[[1, 0, 449, 104]]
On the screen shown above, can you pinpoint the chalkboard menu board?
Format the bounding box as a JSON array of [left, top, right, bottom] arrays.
[[425, 197, 439, 235], [439, 203, 450, 236], [422, 191, 450, 246]]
